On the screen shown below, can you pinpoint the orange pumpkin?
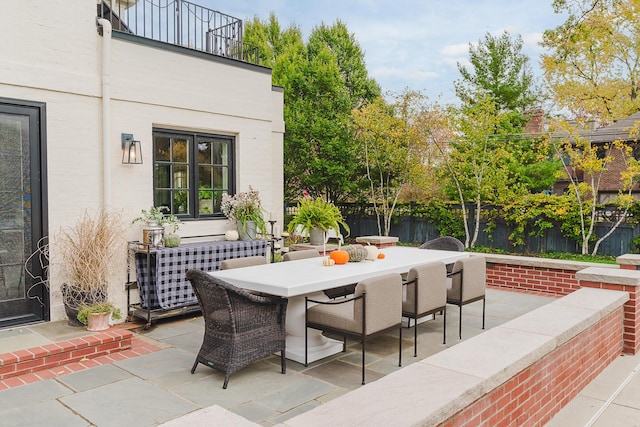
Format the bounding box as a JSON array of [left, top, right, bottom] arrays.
[[377, 253, 385, 259], [329, 249, 350, 264]]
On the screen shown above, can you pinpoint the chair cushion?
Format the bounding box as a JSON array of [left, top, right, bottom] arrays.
[[307, 300, 360, 333]]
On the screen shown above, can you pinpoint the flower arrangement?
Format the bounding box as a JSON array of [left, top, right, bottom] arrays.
[[221, 186, 267, 236]]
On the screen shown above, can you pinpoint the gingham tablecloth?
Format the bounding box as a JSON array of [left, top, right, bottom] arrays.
[[135, 240, 268, 309]]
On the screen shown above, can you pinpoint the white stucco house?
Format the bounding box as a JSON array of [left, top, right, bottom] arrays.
[[0, 0, 284, 327]]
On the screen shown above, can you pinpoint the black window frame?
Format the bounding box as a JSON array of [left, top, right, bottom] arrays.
[[152, 128, 235, 220]]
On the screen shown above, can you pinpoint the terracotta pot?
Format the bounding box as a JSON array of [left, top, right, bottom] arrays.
[[87, 312, 111, 331]]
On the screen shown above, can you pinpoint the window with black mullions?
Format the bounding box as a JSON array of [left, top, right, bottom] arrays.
[[153, 129, 234, 219]]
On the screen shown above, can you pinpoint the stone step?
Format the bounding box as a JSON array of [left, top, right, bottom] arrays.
[[0, 328, 132, 381]]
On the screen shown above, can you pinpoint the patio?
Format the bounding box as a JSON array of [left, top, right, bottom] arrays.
[[1, 287, 637, 426]]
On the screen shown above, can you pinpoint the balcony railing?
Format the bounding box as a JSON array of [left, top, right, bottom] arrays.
[[97, 0, 260, 65]]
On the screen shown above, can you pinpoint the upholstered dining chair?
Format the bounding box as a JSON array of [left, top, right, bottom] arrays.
[[447, 256, 486, 339], [305, 273, 403, 385], [185, 269, 287, 389], [282, 249, 320, 261], [220, 255, 266, 270], [283, 249, 355, 299], [403, 262, 448, 356]]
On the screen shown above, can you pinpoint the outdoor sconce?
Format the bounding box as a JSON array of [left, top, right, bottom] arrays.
[[121, 133, 143, 164]]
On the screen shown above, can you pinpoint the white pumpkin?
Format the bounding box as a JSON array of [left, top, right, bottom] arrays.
[[365, 244, 379, 260], [225, 230, 239, 241]]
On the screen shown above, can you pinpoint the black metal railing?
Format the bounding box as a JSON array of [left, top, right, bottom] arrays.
[[97, 0, 260, 65]]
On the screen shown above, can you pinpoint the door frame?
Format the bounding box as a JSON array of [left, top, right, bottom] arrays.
[[0, 96, 48, 327]]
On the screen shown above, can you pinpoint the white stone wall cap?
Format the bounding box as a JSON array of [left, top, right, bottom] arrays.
[[281, 363, 484, 427], [616, 254, 640, 265], [483, 253, 617, 271], [355, 235, 399, 244], [577, 266, 640, 286], [421, 327, 555, 392]]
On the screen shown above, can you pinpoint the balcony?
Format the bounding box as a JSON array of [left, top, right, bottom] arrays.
[[97, 0, 260, 65]]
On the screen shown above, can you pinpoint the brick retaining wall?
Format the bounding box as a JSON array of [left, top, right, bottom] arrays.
[[440, 306, 624, 426]]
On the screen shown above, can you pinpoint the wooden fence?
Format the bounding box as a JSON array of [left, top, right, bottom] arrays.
[[285, 203, 640, 256]]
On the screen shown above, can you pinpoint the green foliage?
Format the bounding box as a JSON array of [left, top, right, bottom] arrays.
[[76, 302, 122, 326], [245, 17, 379, 203], [455, 31, 538, 128], [500, 193, 572, 246], [132, 206, 181, 233], [542, 0, 640, 121], [287, 197, 350, 236]]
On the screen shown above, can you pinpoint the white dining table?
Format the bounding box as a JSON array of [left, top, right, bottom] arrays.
[[210, 245, 469, 363]]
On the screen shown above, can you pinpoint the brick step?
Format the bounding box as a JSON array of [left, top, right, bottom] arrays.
[[0, 328, 133, 381]]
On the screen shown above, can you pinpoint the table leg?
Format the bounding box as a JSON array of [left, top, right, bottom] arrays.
[[284, 292, 344, 364]]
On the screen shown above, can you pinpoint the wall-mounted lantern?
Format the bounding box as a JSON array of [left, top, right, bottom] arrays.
[[121, 133, 142, 164]]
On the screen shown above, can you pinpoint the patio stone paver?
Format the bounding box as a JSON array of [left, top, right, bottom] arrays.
[[113, 347, 194, 379], [302, 359, 384, 390], [56, 363, 132, 392], [59, 377, 197, 427], [0, 379, 73, 412], [593, 403, 640, 427], [232, 401, 279, 423], [0, 399, 89, 427], [255, 376, 336, 412]]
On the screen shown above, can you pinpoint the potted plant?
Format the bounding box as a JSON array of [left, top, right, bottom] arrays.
[[287, 197, 350, 245], [221, 186, 267, 240], [77, 302, 122, 331], [57, 209, 126, 326], [132, 206, 182, 248]]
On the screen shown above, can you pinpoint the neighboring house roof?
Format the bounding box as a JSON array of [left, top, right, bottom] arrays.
[[589, 111, 640, 144]]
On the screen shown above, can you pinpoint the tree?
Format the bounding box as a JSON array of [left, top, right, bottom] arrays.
[[546, 119, 640, 255], [245, 17, 379, 203], [439, 96, 521, 247], [307, 20, 380, 109], [541, 0, 640, 122], [455, 31, 538, 130], [351, 92, 425, 236]]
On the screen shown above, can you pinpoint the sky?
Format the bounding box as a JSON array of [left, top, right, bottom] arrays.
[[203, 0, 568, 105]]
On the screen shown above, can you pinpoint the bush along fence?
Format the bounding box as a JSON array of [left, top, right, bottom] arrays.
[[284, 202, 640, 257]]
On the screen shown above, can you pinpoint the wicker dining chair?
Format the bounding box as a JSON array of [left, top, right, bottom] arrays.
[[419, 236, 465, 252], [185, 269, 288, 389], [305, 273, 403, 385], [419, 236, 464, 274], [403, 261, 448, 356], [447, 256, 486, 339]]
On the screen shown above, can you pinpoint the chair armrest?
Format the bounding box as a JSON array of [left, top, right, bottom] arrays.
[[228, 286, 287, 306], [447, 270, 462, 279], [306, 294, 363, 305], [402, 278, 417, 286]]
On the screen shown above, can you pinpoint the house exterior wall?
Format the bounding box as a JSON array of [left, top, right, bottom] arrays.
[[1, 1, 284, 321]]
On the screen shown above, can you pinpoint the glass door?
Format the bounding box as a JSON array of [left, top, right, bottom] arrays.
[[0, 99, 47, 328]]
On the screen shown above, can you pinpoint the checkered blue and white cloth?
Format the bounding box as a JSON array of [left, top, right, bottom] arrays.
[[135, 240, 268, 309]]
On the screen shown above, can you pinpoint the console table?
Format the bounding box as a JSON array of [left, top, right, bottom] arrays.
[[127, 239, 268, 327]]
